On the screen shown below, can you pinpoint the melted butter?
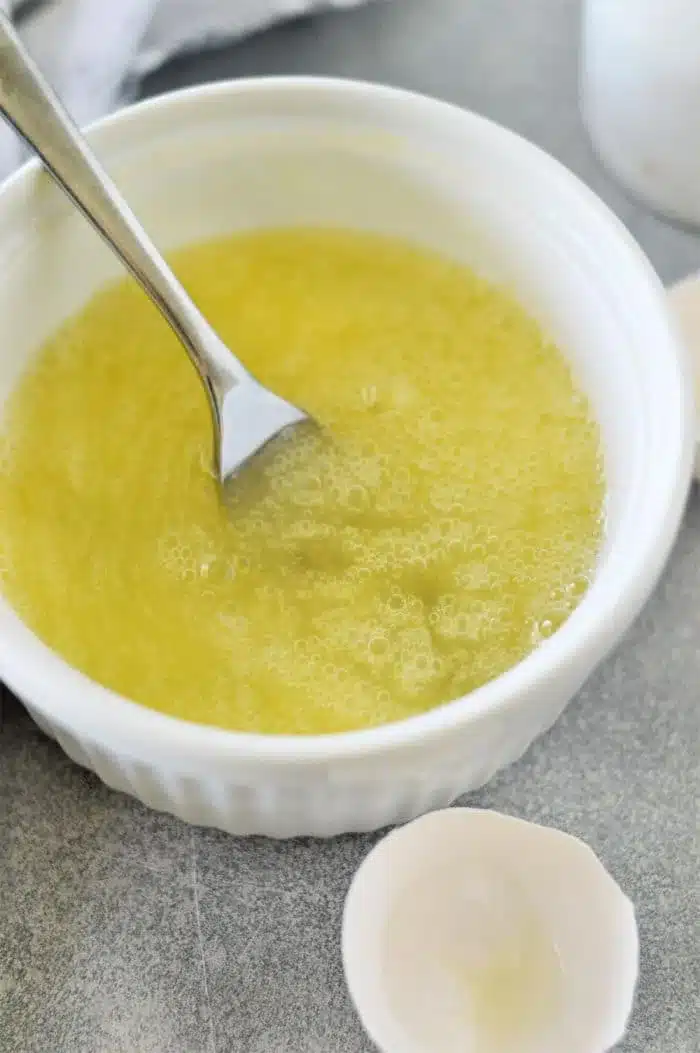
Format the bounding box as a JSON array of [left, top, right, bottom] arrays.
[[0, 228, 604, 734]]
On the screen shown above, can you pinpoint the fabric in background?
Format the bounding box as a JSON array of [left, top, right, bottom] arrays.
[[0, 0, 380, 178]]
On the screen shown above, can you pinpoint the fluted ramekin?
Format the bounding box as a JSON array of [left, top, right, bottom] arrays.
[[0, 79, 693, 836]]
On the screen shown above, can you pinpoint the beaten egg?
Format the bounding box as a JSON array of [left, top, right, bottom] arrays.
[[0, 229, 603, 734]]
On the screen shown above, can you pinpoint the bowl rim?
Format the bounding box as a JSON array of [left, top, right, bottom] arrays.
[[0, 75, 694, 765]]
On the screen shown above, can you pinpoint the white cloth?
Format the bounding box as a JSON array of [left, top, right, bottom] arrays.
[[0, 0, 379, 178]]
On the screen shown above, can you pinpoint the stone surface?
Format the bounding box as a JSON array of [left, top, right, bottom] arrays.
[[0, 716, 211, 1053], [1, 2, 699, 1051]]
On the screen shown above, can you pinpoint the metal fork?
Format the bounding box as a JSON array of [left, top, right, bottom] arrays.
[[0, 13, 311, 485]]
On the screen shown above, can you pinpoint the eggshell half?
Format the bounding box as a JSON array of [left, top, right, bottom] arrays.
[[342, 808, 638, 1053]]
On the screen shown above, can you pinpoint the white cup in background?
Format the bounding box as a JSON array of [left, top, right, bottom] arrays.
[[581, 0, 700, 229]]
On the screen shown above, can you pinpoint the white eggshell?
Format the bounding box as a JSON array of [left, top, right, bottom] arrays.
[[668, 273, 700, 480], [342, 809, 638, 1053]]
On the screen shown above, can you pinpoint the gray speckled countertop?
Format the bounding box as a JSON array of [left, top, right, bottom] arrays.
[[1, 2, 698, 1051]]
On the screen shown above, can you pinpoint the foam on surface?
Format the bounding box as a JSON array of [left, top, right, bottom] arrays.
[[0, 228, 603, 734]]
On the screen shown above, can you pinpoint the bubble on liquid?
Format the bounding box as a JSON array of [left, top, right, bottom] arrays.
[[454, 562, 489, 591], [367, 632, 390, 663]]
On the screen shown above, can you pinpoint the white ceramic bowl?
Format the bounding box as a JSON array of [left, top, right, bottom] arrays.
[[0, 79, 694, 837]]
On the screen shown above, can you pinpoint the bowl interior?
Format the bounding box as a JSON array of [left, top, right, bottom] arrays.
[[0, 79, 690, 753], [0, 84, 682, 531]]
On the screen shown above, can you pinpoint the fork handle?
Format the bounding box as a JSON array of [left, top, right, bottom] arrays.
[[0, 13, 244, 401]]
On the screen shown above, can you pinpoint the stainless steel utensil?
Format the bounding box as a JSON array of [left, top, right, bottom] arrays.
[[0, 14, 311, 485]]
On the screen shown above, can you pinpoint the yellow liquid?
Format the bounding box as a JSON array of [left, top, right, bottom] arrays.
[[385, 866, 564, 1053], [456, 912, 564, 1051], [0, 229, 603, 734]]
